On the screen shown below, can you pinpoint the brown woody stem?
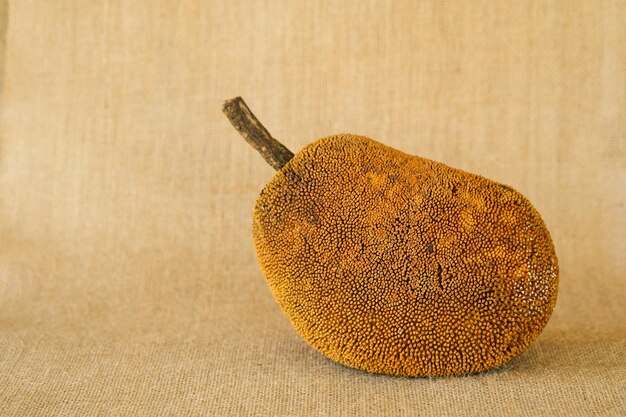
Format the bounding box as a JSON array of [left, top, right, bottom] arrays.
[[222, 97, 294, 170]]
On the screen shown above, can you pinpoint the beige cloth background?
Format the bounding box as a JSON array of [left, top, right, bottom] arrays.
[[0, 1, 624, 415]]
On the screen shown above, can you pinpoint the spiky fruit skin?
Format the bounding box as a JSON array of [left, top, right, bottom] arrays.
[[253, 134, 558, 377]]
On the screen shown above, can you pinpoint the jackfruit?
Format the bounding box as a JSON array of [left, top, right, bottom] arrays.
[[224, 97, 559, 377]]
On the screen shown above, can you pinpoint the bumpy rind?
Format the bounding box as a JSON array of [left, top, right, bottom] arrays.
[[253, 134, 558, 377]]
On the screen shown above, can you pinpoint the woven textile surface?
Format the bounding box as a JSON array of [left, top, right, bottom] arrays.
[[0, 1, 624, 415]]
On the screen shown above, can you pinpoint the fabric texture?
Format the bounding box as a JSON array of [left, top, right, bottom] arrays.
[[0, 1, 624, 415]]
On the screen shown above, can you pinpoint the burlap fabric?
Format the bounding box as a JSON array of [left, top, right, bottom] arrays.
[[0, 1, 624, 415]]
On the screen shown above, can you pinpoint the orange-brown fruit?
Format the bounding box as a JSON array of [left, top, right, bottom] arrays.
[[224, 97, 559, 377]]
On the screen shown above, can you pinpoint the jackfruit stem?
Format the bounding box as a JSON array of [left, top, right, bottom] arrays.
[[223, 97, 294, 170]]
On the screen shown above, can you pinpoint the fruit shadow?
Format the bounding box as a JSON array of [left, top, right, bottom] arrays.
[[499, 330, 624, 374]]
